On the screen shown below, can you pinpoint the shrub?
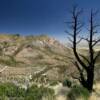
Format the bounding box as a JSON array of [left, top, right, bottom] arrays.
[[40, 86, 55, 100], [67, 85, 90, 100], [25, 85, 55, 100], [63, 79, 72, 88], [0, 82, 25, 98], [25, 85, 42, 100], [0, 83, 55, 100]]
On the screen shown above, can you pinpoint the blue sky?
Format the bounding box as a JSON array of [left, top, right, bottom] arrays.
[[0, 0, 100, 43]]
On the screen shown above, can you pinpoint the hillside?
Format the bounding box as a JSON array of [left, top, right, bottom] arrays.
[[0, 34, 72, 66], [0, 34, 75, 82]]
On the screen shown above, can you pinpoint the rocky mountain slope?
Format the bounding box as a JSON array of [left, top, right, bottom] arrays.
[[0, 34, 74, 82], [0, 34, 72, 67]]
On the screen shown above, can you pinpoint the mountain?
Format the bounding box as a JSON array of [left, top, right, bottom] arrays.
[[0, 34, 72, 66], [0, 34, 74, 82]]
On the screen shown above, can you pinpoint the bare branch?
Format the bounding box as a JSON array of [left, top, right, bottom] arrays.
[[80, 37, 89, 42], [65, 30, 73, 37], [92, 9, 99, 17], [76, 38, 82, 44], [79, 54, 90, 64], [76, 23, 84, 30], [92, 39, 100, 46], [93, 25, 100, 29], [93, 31, 98, 35], [71, 61, 86, 83], [74, 61, 82, 71], [71, 74, 80, 81], [73, 46, 88, 71], [71, 5, 83, 18], [93, 51, 100, 63], [76, 29, 82, 35], [68, 37, 73, 43]]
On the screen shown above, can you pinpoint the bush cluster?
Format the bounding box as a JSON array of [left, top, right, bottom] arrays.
[[67, 85, 90, 100], [0, 82, 55, 100]]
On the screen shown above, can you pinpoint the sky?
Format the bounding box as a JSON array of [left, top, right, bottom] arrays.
[[0, 0, 100, 43]]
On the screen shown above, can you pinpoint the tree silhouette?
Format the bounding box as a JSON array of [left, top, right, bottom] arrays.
[[66, 6, 100, 92]]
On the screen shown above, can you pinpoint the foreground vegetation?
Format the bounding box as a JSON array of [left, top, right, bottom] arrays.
[[0, 82, 55, 100]]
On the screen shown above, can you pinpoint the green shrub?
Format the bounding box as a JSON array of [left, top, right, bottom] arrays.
[[63, 79, 72, 88], [67, 85, 90, 100], [25, 85, 55, 100], [0, 83, 55, 100], [0, 82, 25, 98], [40, 86, 55, 100], [25, 85, 42, 100]]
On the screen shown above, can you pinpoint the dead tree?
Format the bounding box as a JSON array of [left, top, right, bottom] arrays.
[[66, 6, 100, 92]]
